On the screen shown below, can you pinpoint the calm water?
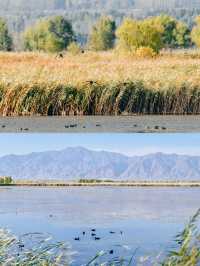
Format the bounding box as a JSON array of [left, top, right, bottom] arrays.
[[0, 186, 200, 265]]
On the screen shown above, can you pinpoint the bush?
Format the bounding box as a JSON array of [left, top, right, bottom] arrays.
[[135, 47, 156, 58], [67, 42, 82, 55]]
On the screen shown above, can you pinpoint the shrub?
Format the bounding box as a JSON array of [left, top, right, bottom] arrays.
[[67, 42, 82, 55], [135, 47, 156, 58]]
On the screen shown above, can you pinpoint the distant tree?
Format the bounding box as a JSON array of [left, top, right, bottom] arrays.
[[116, 18, 163, 53], [150, 15, 177, 48], [116, 16, 191, 53], [0, 176, 12, 185], [0, 18, 12, 51], [191, 16, 200, 48], [23, 20, 48, 51], [151, 15, 191, 48], [175, 21, 191, 48], [88, 16, 116, 51], [139, 19, 163, 53], [148, 15, 191, 48], [4, 176, 12, 185], [24, 16, 74, 52]]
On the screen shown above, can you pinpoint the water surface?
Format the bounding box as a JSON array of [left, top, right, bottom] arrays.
[[0, 186, 199, 265]]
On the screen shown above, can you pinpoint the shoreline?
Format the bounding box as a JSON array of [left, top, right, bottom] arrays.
[[4, 181, 200, 188], [0, 115, 200, 132]]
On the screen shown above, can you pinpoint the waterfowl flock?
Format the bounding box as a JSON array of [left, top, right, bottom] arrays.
[[73, 228, 123, 242]]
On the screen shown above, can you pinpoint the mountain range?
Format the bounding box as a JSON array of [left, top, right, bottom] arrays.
[[0, 147, 200, 181]]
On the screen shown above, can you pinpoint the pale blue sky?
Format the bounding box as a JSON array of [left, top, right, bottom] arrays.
[[0, 134, 200, 157]]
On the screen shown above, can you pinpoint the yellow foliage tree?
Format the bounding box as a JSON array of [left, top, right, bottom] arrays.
[[191, 16, 200, 48], [116, 18, 163, 53]]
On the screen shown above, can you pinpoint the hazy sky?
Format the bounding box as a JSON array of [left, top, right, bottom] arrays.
[[0, 133, 200, 157]]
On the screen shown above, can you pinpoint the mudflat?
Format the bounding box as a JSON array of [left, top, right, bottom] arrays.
[[0, 115, 199, 132]]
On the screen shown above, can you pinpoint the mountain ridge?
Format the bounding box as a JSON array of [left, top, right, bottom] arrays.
[[0, 147, 200, 181]]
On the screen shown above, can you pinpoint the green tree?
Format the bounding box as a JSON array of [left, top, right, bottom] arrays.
[[175, 21, 191, 48], [4, 176, 12, 185], [0, 18, 12, 51], [88, 16, 116, 51], [191, 16, 200, 48], [0, 176, 12, 185], [23, 20, 48, 51], [148, 15, 191, 48], [116, 18, 163, 53], [24, 16, 74, 52]]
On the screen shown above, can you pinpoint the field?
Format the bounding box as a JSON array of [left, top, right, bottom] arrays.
[[1, 50, 200, 115]]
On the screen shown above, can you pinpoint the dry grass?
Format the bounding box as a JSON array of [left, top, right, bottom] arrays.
[[1, 50, 200, 88], [0, 50, 200, 115]]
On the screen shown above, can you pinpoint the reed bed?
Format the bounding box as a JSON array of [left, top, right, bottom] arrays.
[[1, 51, 200, 115], [0, 230, 71, 265]]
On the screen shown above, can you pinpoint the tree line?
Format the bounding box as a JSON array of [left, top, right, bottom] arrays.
[[0, 176, 13, 185], [1, 14, 200, 53], [0, 0, 199, 12]]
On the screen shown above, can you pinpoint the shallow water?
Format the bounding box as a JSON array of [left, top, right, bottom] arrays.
[[0, 186, 200, 265], [0, 115, 200, 132]]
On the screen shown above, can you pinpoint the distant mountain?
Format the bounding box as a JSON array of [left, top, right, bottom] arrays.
[[0, 147, 200, 180]]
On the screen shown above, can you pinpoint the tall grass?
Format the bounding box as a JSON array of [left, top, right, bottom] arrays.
[[0, 230, 71, 265], [162, 209, 200, 266], [1, 81, 200, 115], [1, 51, 200, 115]]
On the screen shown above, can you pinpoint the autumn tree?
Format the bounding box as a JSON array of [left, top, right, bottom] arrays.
[[116, 18, 163, 53], [24, 16, 74, 52], [148, 15, 191, 48], [88, 16, 116, 51], [191, 16, 200, 48], [0, 18, 12, 51]]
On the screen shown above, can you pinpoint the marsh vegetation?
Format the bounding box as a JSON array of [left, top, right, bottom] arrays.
[[0, 14, 199, 115], [1, 51, 200, 115]]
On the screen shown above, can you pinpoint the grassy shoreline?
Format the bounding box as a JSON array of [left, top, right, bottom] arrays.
[[1, 51, 200, 115], [6, 180, 200, 187]]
